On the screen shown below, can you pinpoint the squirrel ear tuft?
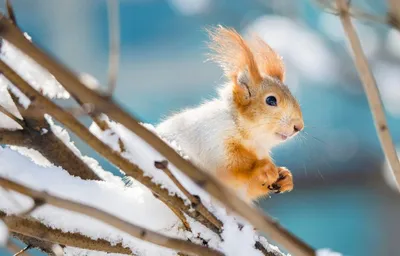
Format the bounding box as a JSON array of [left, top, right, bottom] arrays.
[[206, 25, 262, 85], [249, 35, 285, 82]]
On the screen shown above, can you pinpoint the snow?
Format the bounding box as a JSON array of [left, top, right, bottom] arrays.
[[1, 40, 70, 99], [0, 219, 8, 246], [317, 248, 343, 256]]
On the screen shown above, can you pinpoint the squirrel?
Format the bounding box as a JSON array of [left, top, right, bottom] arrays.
[[156, 25, 304, 203]]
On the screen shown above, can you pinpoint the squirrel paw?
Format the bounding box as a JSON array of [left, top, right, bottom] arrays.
[[254, 164, 279, 188], [268, 167, 293, 194]]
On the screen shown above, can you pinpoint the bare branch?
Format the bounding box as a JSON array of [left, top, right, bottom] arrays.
[[106, 0, 120, 96], [0, 104, 24, 128], [5, 0, 17, 25], [13, 245, 31, 256], [0, 15, 313, 256], [0, 178, 223, 256], [387, 0, 400, 30], [336, 0, 400, 189], [315, 0, 397, 29]]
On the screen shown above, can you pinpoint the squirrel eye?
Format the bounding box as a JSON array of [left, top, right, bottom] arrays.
[[265, 96, 277, 106]]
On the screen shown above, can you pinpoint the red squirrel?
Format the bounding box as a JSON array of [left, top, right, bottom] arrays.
[[156, 25, 304, 202]]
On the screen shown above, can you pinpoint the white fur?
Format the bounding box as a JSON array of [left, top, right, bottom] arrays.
[[156, 83, 280, 174], [156, 91, 235, 174]]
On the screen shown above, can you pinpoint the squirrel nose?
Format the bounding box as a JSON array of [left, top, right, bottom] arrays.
[[293, 121, 304, 134]]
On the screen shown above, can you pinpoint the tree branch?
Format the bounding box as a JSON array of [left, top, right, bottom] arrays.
[[0, 178, 223, 256], [1, 212, 133, 255], [0, 15, 312, 256], [0, 129, 31, 146], [336, 0, 400, 189], [5, 89, 101, 181], [0, 58, 219, 233], [0, 104, 24, 128], [106, 0, 120, 96], [155, 160, 222, 230]]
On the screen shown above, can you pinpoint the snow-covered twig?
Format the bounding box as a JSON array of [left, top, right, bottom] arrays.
[[0, 58, 219, 232], [0, 14, 312, 256], [336, 0, 400, 190], [154, 160, 223, 230], [1, 210, 133, 255], [0, 177, 223, 256]]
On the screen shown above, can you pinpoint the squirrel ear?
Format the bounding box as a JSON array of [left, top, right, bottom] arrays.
[[207, 25, 262, 85], [233, 70, 252, 106], [249, 35, 285, 82]]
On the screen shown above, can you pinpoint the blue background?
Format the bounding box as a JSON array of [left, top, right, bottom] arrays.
[[1, 0, 400, 255]]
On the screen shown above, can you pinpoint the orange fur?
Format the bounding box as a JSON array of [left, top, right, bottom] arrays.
[[219, 137, 282, 200], [207, 25, 262, 85], [207, 26, 299, 201], [249, 35, 285, 81]]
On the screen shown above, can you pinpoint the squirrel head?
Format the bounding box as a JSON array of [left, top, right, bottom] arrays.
[[207, 25, 303, 148]]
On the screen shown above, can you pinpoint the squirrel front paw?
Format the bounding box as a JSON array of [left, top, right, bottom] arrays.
[[252, 163, 279, 188], [268, 167, 293, 194]]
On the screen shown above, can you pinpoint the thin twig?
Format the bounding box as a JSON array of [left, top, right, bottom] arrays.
[[336, 0, 400, 189], [0, 177, 223, 256], [0, 104, 25, 128], [5, 0, 17, 25], [155, 160, 223, 230], [106, 0, 120, 96], [153, 192, 192, 232], [0, 15, 312, 256], [13, 245, 31, 256]]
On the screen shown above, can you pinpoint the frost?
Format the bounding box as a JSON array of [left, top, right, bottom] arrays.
[[0, 220, 8, 246]]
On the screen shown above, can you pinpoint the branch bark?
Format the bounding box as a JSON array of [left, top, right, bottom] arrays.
[[0, 177, 223, 256], [1, 211, 133, 255], [0, 14, 313, 256], [336, 0, 400, 189]]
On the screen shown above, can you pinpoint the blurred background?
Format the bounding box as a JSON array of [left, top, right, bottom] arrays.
[[1, 0, 400, 255]]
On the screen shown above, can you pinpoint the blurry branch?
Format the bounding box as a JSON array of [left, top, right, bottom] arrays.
[[0, 177, 223, 256], [106, 0, 120, 96], [315, 0, 400, 31], [5, 0, 17, 25], [0, 13, 313, 256], [336, 0, 400, 188], [1, 211, 134, 255], [0, 13, 315, 256], [13, 245, 31, 256], [387, 0, 400, 29]]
